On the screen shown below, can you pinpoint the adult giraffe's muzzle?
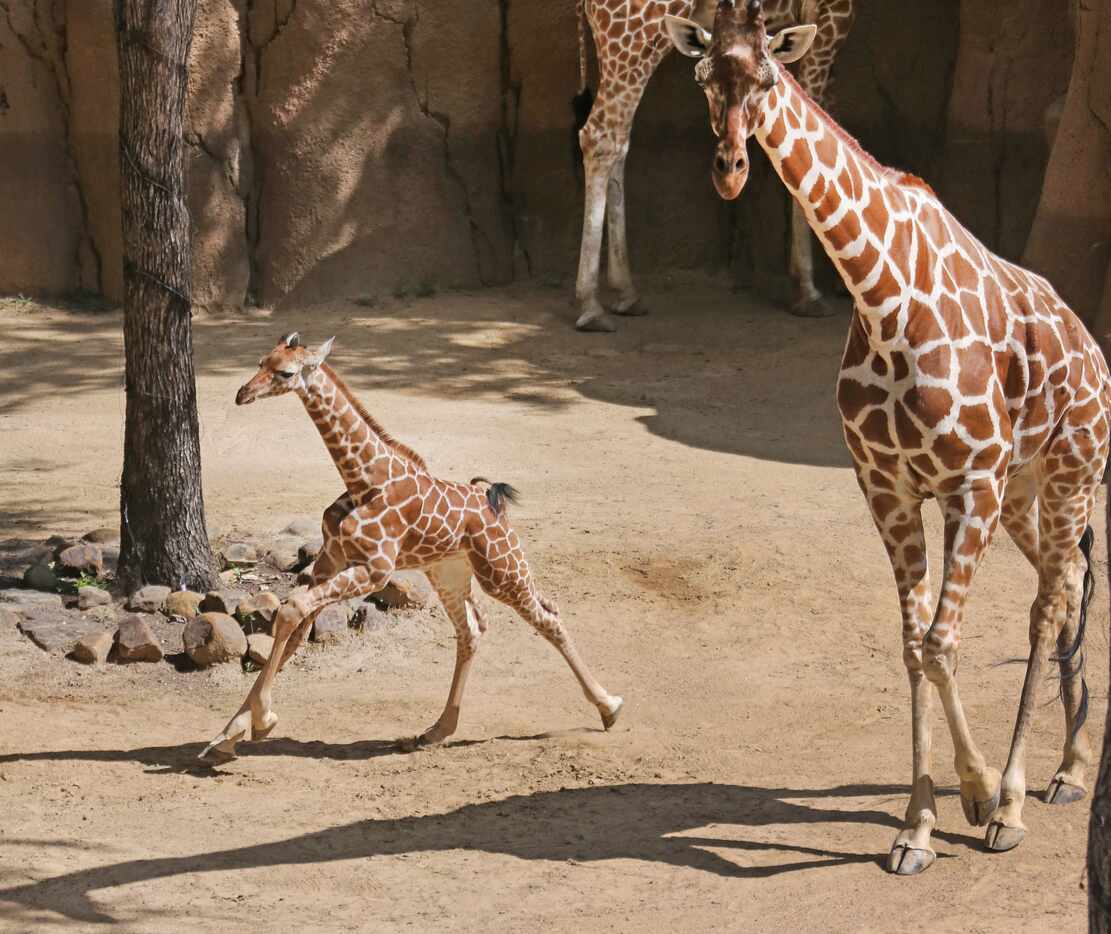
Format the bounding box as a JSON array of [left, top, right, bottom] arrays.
[[712, 108, 749, 200]]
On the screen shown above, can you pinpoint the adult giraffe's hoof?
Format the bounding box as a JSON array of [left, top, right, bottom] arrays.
[[789, 296, 836, 318], [1045, 777, 1086, 805], [613, 300, 647, 317], [576, 310, 618, 333], [885, 843, 935, 876], [600, 696, 624, 731], [960, 782, 1000, 827], [984, 820, 1025, 853]]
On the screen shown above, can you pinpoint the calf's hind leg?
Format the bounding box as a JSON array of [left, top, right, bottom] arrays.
[[468, 533, 623, 730]]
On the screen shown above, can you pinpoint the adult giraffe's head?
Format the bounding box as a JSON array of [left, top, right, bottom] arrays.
[[664, 0, 816, 200], [235, 332, 335, 405]]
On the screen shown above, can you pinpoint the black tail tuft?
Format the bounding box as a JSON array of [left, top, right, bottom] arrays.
[[471, 477, 521, 516], [1053, 524, 1094, 738], [572, 87, 594, 134]]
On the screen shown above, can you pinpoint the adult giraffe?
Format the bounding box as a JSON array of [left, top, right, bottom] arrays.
[[665, 0, 1111, 874], [573, 0, 855, 332]]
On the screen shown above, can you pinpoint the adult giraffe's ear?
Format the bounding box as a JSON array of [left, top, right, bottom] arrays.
[[304, 336, 335, 368], [767, 24, 817, 63], [282, 331, 301, 348], [664, 15, 712, 59]]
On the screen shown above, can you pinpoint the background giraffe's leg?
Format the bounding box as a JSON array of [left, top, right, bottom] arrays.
[[789, 0, 855, 317], [468, 532, 622, 729], [199, 550, 397, 765], [925, 485, 1004, 830], [861, 485, 937, 875], [576, 130, 622, 332], [606, 149, 644, 316], [987, 448, 1102, 851], [418, 556, 484, 746]]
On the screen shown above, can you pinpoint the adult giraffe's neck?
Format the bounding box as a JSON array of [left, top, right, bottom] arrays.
[[753, 67, 917, 332], [297, 365, 394, 496]]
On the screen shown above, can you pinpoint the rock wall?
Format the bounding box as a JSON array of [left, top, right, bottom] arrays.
[[0, 1, 1088, 318]]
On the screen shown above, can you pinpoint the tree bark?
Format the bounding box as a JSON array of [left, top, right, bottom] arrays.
[[1093, 497, 1111, 929], [116, 0, 218, 593]]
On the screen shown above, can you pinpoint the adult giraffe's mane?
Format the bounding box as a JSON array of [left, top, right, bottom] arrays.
[[777, 68, 934, 195], [320, 363, 429, 472]]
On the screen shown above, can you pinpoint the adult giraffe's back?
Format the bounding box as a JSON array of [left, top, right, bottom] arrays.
[[572, 0, 855, 332]]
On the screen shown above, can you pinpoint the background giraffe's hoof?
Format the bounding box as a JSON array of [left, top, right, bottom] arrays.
[[1045, 778, 1086, 805], [885, 844, 935, 876], [612, 300, 647, 317], [789, 296, 836, 318], [984, 821, 1025, 853], [576, 311, 617, 333], [600, 696, 624, 731], [960, 783, 1000, 827]]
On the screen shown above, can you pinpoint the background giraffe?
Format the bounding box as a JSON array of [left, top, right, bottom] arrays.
[[573, 0, 856, 331], [666, 0, 1111, 874], [200, 333, 623, 765]]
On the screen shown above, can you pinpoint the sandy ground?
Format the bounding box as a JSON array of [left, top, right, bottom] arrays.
[[0, 280, 1104, 933]]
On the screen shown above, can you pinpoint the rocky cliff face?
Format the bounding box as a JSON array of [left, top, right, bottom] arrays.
[[0, 1, 1090, 320]]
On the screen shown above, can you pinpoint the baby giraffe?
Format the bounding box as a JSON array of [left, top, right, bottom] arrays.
[[199, 333, 623, 765]]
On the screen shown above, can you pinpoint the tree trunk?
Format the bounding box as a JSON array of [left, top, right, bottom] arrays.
[[1093, 497, 1111, 929], [115, 0, 218, 593]]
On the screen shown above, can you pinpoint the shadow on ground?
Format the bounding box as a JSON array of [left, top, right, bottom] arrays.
[[0, 764, 968, 925], [0, 282, 852, 470]]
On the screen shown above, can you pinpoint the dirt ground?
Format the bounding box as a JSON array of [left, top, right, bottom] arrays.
[[0, 279, 1104, 933]]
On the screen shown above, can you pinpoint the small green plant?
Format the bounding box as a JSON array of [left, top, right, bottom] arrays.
[[392, 284, 411, 300], [352, 295, 379, 308], [414, 280, 436, 298]]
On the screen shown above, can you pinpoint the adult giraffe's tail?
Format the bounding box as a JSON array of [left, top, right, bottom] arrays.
[[573, 0, 594, 133], [1054, 524, 1094, 737]]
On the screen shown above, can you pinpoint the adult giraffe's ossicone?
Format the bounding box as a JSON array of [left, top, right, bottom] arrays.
[[572, 0, 855, 332], [666, 0, 1111, 874]]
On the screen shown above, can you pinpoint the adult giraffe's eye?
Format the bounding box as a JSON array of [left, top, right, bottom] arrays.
[[278, 370, 296, 379]]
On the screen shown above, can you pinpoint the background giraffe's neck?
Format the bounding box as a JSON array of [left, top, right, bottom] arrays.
[[298, 367, 395, 496], [754, 67, 921, 334]]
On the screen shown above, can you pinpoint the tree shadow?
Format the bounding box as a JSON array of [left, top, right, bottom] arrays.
[[0, 773, 974, 926]]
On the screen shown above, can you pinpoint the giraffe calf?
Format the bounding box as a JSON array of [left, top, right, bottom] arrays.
[[199, 333, 623, 765]]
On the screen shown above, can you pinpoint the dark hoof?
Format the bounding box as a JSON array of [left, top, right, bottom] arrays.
[[575, 311, 617, 333], [252, 721, 277, 742], [885, 844, 936, 876], [789, 297, 837, 319], [613, 301, 647, 317], [1045, 778, 1086, 805], [961, 787, 1000, 827], [601, 697, 624, 731], [984, 821, 1024, 852]]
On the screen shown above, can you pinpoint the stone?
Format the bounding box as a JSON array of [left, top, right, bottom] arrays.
[[77, 586, 112, 610], [262, 539, 301, 573], [71, 629, 114, 665], [247, 632, 274, 665], [18, 608, 97, 654], [372, 570, 434, 610], [128, 585, 170, 613], [0, 589, 64, 611], [83, 604, 118, 625], [199, 588, 247, 616], [235, 591, 281, 633], [82, 527, 120, 544], [0, 606, 20, 628], [221, 542, 258, 568], [115, 613, 163, 663], [183, 612, 247, 666], [311, 603, 349, 643], [54, 542, 105, 577], [100, 545, 120, 576], [164, 590, 204, 620], [351, 601, 389, 632], [282, 517, 320, 539], [298, 536, 324, 566], [22, 563, 60, 593]]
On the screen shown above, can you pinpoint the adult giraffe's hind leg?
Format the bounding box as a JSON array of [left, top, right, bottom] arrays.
[[605, 153, 644, 317], [416, 556, 485, 746], [468, 528, 622, 730]]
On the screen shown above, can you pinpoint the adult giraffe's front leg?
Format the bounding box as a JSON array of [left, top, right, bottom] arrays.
[[863, 487, 938, 875], [198, 549, 398, 765], [575, 134, 623, 333], [604, 152, 645, 317], [924, 485, 1004, 832]]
